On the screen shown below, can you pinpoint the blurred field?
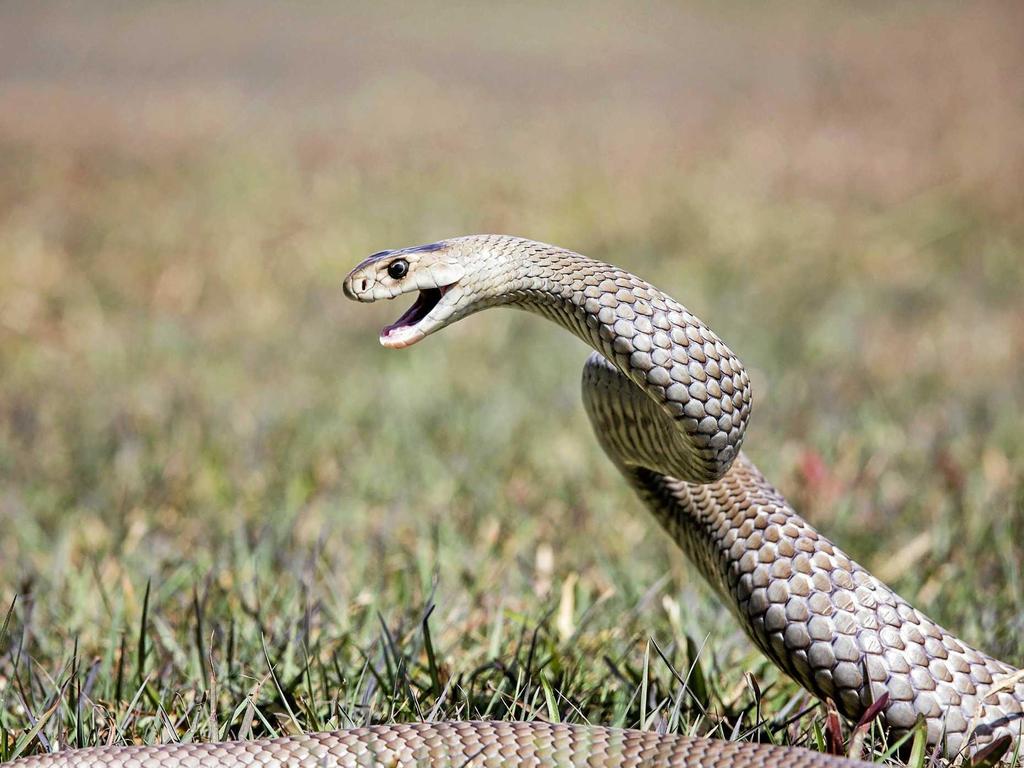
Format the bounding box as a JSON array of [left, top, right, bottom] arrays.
[[1, 2, 1023, 763]]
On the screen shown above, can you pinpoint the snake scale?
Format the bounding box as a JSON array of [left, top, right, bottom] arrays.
[[11, 235, 1022, 766]]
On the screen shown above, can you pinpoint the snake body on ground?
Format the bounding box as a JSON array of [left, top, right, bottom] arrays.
[[12, 235, 1023, 766]]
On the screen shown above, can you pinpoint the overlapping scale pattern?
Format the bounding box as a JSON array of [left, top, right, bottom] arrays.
[[10, 721, 864, 767]]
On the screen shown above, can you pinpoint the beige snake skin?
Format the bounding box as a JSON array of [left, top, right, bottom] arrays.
[[9, 722, 863, 767], [10, 235, 1020, 766]]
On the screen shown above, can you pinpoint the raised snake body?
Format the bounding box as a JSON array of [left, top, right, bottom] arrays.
[[12, 235, 1022, 766]]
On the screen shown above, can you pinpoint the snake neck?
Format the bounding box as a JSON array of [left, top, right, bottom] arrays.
[[465, 238, 753, 484]]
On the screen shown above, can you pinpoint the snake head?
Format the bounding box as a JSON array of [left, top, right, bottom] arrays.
[[343, 240, 469, 348]]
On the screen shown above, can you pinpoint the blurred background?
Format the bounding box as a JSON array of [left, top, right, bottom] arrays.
[[1, 1, 1022, 758]]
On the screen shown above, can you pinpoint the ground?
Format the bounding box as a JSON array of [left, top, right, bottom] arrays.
[[1, 3, 1022, 764]]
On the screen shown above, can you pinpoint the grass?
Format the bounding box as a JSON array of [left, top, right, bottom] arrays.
[[1, 3, 1023, 765]]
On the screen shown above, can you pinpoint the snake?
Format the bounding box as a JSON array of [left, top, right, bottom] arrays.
[[11, 235, 1022, 766]]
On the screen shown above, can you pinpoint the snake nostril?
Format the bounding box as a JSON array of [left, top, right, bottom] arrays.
[[359, 278, 368, 292]]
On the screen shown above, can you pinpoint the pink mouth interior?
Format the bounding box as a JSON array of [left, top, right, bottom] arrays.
[[381, 287, 446, 339]]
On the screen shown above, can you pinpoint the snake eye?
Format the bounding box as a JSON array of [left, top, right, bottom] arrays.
[[387, 259, 409, 280]]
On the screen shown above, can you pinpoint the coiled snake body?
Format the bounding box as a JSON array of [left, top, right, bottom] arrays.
[[13, 236, 1022, 766]]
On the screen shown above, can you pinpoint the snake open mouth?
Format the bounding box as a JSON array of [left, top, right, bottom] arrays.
[[380, 284, 455, 346]]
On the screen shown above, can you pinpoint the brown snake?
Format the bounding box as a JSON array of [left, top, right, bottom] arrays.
[[12, 235, 1022, 765]]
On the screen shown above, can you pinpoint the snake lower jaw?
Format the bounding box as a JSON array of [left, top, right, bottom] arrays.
[[380, 324, 426, 348]]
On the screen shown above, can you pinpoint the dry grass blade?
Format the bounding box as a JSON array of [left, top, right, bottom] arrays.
[[824, 699, 845, 756], [848, 692, 888, 760]]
